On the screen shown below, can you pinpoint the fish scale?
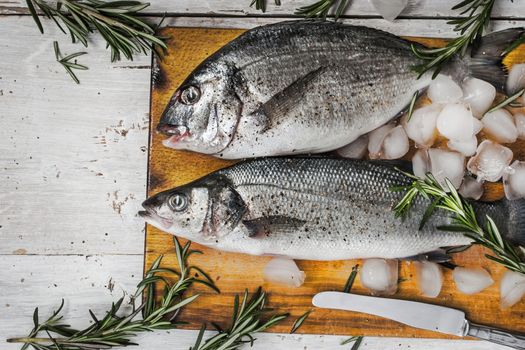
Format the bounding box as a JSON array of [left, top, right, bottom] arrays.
[[159, 22, 522, 159], [141, 158, 525, 260]]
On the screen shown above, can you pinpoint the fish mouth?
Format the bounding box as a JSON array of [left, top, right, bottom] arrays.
[[157, 124, 190, 148], [138, 207, 173, 229]]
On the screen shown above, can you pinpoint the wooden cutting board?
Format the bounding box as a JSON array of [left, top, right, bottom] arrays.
[[145, 27, 525, 338]]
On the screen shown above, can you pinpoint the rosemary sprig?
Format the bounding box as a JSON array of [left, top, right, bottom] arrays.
[[411, 0, 495, 77], [295, 0, 350, 21], [7, 237, 218, 350], [340, 264, 363, 348], [342, 264, 359, 293], [486, 88, 525, 113], [27, 0, 167, 62], [341, 335, 363, 349], [190, 288, 289, 350], [290, 309, 312, 334], [250, 0, 281, 13], [393, 172, 525, 275], [54, 41, 88, 84]]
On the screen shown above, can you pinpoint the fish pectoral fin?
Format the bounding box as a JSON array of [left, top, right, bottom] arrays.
[[242, 216, 306, 238], [250, 66, 328, 132], [400, 249, 451, 263]]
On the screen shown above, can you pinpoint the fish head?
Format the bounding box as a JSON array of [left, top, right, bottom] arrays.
[[157, 64, 242, 155], [139, 177, 246, 244]]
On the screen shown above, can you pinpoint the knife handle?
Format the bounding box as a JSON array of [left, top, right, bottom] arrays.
[[467, 322, 525, 350]]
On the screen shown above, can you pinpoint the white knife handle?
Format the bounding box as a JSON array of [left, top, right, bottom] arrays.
[[467, 322, 525, 350]]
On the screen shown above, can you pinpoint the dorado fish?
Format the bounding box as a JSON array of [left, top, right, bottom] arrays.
[[139, 158, 525, 260], [157, 21, 523, 159]]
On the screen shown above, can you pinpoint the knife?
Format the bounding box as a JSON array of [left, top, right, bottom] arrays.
[[312, 291, 525, 350]]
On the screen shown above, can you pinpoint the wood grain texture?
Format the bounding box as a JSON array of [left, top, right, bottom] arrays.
[[2, 0, 525, 18], [0, 17, 150, 255], [0, 255, 510, 350], [146, 27, 525, 338], [1, 12, 525, 350]]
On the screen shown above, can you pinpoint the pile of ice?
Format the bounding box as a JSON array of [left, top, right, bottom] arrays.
[[338, 65, 525, 200]]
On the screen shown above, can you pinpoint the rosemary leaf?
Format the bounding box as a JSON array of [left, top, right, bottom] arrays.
[[295, 0, 350, 21], [406, 90, 419, 122], [250, 0, 281, 13], [54, 41, 88, 84], [340, 335, 364, 349], [412, 0, 495, 77], [191, 288, 288, 350], [28, 0, 167, 63], [342, 264, 359, 293], [290, 309, 313, 334], [391, 172, 525, 276], [7, 238, 218, 349], [486, 88, 525, 114]]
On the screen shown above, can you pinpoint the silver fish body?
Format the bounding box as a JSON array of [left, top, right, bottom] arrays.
[[140, 158, 525, 260], [158, 21, 520, 159], [159, 21, 436, 158]]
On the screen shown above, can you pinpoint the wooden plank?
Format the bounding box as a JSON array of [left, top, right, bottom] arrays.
[[0, 17, 150, 255], [145, 26, 525, 339], [162, 17, 525, 38], [2, 0, 525, 18], [0, 255, 510, 350]]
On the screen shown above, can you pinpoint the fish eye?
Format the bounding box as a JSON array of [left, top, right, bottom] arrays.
[[168, 193, 188, 212], [179, 86, 200, 105]]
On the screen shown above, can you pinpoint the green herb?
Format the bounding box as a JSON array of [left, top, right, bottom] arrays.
[[7, 237, 218, 349], [393, 172, 525, 275], [406, 90, 419, 122], [190, 287, 289, 350], [342, 264, 359, 293], [340, 335, 363, 349], [26, 0, 167, 63], [290, 309, 313, 334], [54, 41, 88, 84], [340, 265, 363, 348], [411, 0, 495, 77], [250, 0, 281, 13], [486, 88, 525, 113], [295, 0, 350, 21]]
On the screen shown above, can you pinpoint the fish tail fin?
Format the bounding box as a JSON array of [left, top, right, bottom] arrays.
[[468, 27, 525, 92], [507, 198, 525, 246]]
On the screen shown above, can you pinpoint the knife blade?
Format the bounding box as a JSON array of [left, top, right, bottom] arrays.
[[312, 291, 525, 350]]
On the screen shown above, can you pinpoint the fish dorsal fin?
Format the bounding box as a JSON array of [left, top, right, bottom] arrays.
[[251, 66, 327, 131], [203, 185, 246, 239], [243, 216, 306, 238]]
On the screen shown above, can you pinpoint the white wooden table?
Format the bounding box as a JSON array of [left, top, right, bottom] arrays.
[[1, 1, 524, 349]]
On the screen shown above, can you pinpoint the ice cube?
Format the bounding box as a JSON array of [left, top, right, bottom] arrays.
[[369, 0, 408, 21], [368, 122, 395, 159], [482, 109, 518, 144], [336, 134, 369, 159], [515, 113, 525, 140], [459, 175, 484, 200], [436, 103, 478, 141], [447, 135, 478, 156], [381, 125, 409, 160], [506, 63, 525, 95], [428, 75, 463, 104], [467, 140, 514, 182], [403, 104, 441, 148], [428, 148, 465, 189], [503, 161, 525, 200], [462, 78, 496, 117], [412, 149, 430, 179]]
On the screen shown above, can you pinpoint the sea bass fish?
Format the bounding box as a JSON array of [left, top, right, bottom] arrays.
[[157, 21, 523, 159], [139, 158, 525, 260]]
